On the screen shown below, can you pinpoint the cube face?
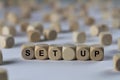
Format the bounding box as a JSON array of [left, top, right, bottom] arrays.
[[6, 36, 15, 48], [35, 47, 48, 60], [90, 45, 104, 61], [35, 45, 48, 60], [48, 46, 62, 60], [99, 32, 112, 46], [76, 46, 90, 60], [90, 25, 99, 36], [22, 45, 35, 60], [62, 45, 76, 60]]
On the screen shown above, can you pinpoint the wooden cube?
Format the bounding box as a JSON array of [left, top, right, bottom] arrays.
[[90, 24, 109, 36], [21, 44, 35, 60], [27, 30, 41, 42], [69, 20, 79, 31], [27, 23, 43, 34], [0, 68, 8, 80], [99, 32, 112, 46], [112, 19, 120, 29], [0, 50, 3, 65], [85, 16, 95, 26], [79, 10, 88, 18], [102, 11, 110, 20], [90, 44, 104, 61], [0, 35, 15, 48], [62, 44, 76, 60], [6, 12, 18, 25], [44, 29, 57, 40], [50, 22, 61, 33], [21, 7, 31, 19], [50, 13, 60, 22], [20, 21, 29, 32], [73, 31, 86, 43], [113, 54, 120, 71], [35, 44, 48, 60], [48, 44, 62, 60], [43, 13, 51, 22], [76, 45, 90, 60], [112, 9, 120, 18], [2, 25, 16, 36], [118, 38, 120, 50]]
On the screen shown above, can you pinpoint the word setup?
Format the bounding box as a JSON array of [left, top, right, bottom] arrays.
[[21, 43, 104, 61]]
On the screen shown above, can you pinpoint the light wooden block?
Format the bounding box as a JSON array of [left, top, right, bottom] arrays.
[[90, 24, 109, 36], [73, 31, 86, 43], [99, 32, 112, 46], [6, 12, 18, 25], [85, 16, 95, 26], [0, 35, 15, 48], [35, 44, 48, 60], [27, 23, 43, 34], [113, 54, 120, 71], [20, 21, 29, 32], [112, 9, 120, 18], [50, 22, 61, 33], [90, 44, 104, 61], [21, 44, 35, 60], [79, 10, 88, 18], [48, 44, 62, 60], [50, 13, 60, 22], [2, 25, 16, 36], [102, 11, 110, 20], [0, 68, 8, 80], [44, 29, 57, 40], [118, 38, 120, 50], [43, 13, 51, 22], [76, 45, 90, 60], [68, 14, 77, 22], [0, 50, 3, 65], [62, 44, 76, 60], [69, 20, 79, 31], [27, 30, 40, 42], [21, 7, 31, 19], [112, 19, 120, 29]]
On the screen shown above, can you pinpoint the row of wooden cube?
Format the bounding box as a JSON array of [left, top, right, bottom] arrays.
[[21, 44, 104, 61]]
